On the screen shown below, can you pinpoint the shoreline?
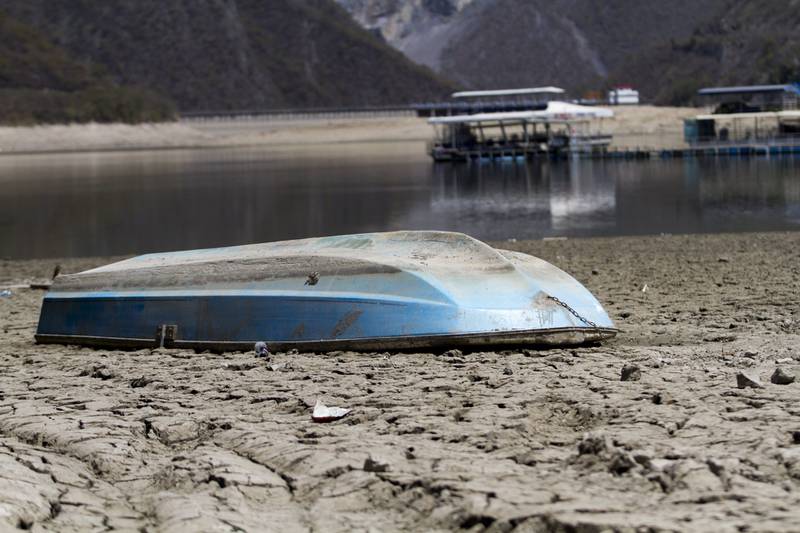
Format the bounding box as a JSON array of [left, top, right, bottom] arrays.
[[2, 231, 800, 531], [0, 105, 700, 156]]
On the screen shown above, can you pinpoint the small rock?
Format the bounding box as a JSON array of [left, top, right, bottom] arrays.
[[91, 367, 114, 380], [652, 392, 663, 405], [718, 256, 731, 263], [578, 433, 610, 455], [363, 458, 389, 473], [619, 311, 632, 319], [608, 450, 637, 475], [502, 367, 514, 376], [591, 269, 599, 275], [620, 364, 641, 382], [443, 349, 462, 358], [771, 367, 796, 385], [130, 376, 152, 388], [736, 371, 763, 389], [742, 351, 759, 359]]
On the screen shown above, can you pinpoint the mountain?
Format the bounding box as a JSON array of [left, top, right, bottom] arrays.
[[336, 0, 727, 95], [612, 0, 800, 104], [337, 0, 800, 104], [0, 0, 454, 112], [0, 10, 175, 124]]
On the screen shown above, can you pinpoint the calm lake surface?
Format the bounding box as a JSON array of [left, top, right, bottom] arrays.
[[2, 142, 800, 259]]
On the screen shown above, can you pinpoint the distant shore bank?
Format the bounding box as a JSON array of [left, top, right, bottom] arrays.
[[0, 106, 701, 156]]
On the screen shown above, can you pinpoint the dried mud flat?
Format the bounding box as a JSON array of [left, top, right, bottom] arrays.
[[2, 232, 800, 532]]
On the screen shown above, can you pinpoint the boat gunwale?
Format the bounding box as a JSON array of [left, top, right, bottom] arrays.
[[35, 326, 618, 352]]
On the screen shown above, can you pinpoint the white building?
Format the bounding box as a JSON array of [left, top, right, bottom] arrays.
[[608, 87, 640, 105]]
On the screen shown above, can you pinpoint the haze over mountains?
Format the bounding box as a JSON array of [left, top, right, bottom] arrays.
[[338, 0, 800, 104]]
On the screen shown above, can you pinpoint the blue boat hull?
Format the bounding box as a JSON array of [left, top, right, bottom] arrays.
[[36, 232, 616, 350]]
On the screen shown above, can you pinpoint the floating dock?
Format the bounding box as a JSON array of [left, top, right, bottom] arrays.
[[445, 144, 800, 162]]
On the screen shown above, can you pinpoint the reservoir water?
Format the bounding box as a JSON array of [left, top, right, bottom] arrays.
[[2, 142, 799, 259]]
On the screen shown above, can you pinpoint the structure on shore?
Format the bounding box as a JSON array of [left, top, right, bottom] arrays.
[[427, 101, 614, 162], [684, 84, 800, 154]]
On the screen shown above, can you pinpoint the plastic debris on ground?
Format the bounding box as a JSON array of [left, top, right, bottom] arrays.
[[254, 341, 269, 358], [312, 400, 351, 423]]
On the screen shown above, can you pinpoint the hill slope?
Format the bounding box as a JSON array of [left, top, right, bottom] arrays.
[[338, 0, 800, 104], [1, 0, 454, 111], [612, 0, 800, 104], [337, 0, 728, 96], [0, 10, 175, 124]]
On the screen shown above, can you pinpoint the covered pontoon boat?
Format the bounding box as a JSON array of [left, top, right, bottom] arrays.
[[428, 101, 614, 161], [36, 231, 616, 351]]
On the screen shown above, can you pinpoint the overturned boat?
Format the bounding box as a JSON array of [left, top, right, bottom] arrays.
[[36, 231, 616, 351]]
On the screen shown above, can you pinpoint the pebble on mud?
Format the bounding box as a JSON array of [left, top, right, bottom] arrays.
[[620, 364, 642, 382], [363, 458, 390, 473], [736, 371, 764, 389], [91, 367, 114, 380], [771, 367, 796, 385], [130, 376, 152, 388]]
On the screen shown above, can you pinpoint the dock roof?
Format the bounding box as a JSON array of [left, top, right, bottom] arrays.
[[698, 84, 800, 96], [428, 102, 613, 124], [693, 110, 800, 121], [451, 87, 565, 99]]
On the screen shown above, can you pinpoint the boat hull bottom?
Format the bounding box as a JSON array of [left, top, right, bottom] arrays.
[[35, 327, 617, 352]]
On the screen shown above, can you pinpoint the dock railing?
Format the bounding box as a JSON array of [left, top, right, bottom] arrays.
[[181, 106, 416, 122], [688, 133, 800, 150]]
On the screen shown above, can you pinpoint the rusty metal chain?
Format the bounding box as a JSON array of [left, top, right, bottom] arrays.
[[546, 295, 600, 329]]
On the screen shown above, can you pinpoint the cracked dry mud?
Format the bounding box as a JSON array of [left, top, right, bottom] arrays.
[[1, 232, 800, 532]]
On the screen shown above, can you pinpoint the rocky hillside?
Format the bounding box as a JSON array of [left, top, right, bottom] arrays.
[[1, 0, 454, 112], [337, 0, 726, 95], [338, 0, 800, 104], [613, 0, 800, 104]]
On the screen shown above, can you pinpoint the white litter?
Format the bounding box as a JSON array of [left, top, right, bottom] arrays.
[[312, 400, 351, 423]]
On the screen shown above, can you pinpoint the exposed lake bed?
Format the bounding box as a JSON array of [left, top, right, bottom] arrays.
[[2, 232, 800, 531], [2, 113, 800, 531]]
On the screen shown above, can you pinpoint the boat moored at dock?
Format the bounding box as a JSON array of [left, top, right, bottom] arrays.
[[427, 101, 614, 162]]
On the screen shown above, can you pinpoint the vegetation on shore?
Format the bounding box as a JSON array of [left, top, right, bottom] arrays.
[[0, 10, 175, 125]]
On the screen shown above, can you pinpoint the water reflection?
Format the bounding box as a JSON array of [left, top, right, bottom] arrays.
[[1, 145, 799, 259]]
